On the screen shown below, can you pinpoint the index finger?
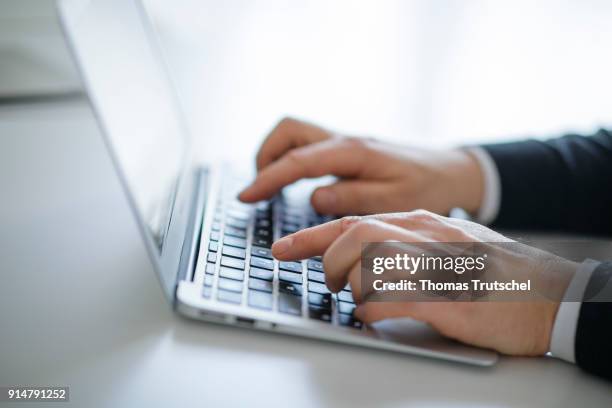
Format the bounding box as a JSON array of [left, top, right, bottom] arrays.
[[239, 138, 367, 202], [271, 217, 361, 260]]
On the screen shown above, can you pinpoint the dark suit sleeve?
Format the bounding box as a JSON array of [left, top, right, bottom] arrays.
[[481, 128, 612, 235], [575, 262, 612, 380]]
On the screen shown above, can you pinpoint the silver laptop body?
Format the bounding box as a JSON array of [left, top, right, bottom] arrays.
[[58, 0, 497, 366]]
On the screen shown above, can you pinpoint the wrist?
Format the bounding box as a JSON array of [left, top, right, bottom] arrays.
[[442, 149, 485, 215]]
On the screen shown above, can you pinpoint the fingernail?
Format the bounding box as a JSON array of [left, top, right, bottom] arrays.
[[314, 189, 336, 208], [272, 236, 293, 255]]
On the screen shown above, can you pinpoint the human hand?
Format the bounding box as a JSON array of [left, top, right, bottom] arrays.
[[239, 117, 485, 216], [271, 210, 577, 356]]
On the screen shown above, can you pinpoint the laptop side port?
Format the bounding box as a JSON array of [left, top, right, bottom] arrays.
[[235, 316, 256, 327]]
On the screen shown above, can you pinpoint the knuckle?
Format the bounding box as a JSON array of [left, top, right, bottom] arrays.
[[278, 116, 297, 128], [350, 219, 380, 237], [445, 224, 469, 240], [343, 136, 368, 150], [340, 216, 361, 232], [408, 209, 436, 223], [285, 148, 311, 175], [285, 148, 301, 161], [285, 148, 305, 165]]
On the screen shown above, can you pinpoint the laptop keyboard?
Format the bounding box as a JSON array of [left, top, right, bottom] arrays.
[[200, 182, 362, 330]]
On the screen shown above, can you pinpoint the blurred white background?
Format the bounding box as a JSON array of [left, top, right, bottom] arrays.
[[147, 0, 612, 160], [2, 0, 612, 161]]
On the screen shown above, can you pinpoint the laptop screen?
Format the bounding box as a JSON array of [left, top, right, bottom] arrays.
[[60, 0, 186, 251]]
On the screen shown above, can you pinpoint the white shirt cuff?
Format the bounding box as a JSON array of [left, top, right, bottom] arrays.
[[549, 259, 600, 363], [463, 147, 501, 225]]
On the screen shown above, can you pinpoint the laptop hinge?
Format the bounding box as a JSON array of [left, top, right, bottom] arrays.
[[176, 167, 208, 287]]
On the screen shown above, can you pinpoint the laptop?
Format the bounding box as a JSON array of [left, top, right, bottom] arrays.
[[57, 0, 497, 366]]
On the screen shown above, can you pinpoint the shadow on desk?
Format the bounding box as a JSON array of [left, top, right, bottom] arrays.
[[170, 312, 606, 407]]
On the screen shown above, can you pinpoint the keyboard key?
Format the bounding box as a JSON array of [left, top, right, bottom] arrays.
[[255, 219, 271, 228], [211, 222, 221, 231], [251, 246, 272, 259], [338, 301, 356, 315], [254, 228, 271, 237], [204, 274, 214, 287], [229, 201, 251, 212], [307, 270, 325, 283], [248, 278, 273, 293], [224, 236, 247, 249], [217, 289, 242, 304], [227, 209, 249, 221], [279, 281, 303, 296], [282, 214, 301, 224], [222, 246, 246, 259], [225, 226, 247, 238], [209, 241, 218, 252], [308, 293, 331, 309], [308, 281, 330, 295], [207, 252, 217, 263], [279, 293, 302, 316], [210, 231, 220, 241], [281, 223, 300, 233], [255, 219, 272, 228], [255, 209, 271, 219], [219, 266, 245, 281], [250, 256, 274, 270], [205, 262, 215, 275], [248, 290, 273, 310], [313, 214, 331, 225], [279, 261, 302, 273], [279, 271, 302, 284], [307, 259, 324, 272], [309, 306, 331, 322], [218, 277, 244, 293], [338, 314, 362, 329], [256, 201, 271, 211], [221, 256, 245, 270], [337, 290, 354, 303], [344, 284, 352, 292], [203, 286, 212, 298], [226, 217, 248, 229], [256, 202, 271, 211], [252, 237, 271, 248], [249, 267, 274, 281]]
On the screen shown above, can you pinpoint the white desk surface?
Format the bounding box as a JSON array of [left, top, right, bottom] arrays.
[[1, 98, 611, 408]]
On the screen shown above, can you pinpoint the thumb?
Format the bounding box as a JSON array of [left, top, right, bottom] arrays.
[[310, 180, 388, 215]]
